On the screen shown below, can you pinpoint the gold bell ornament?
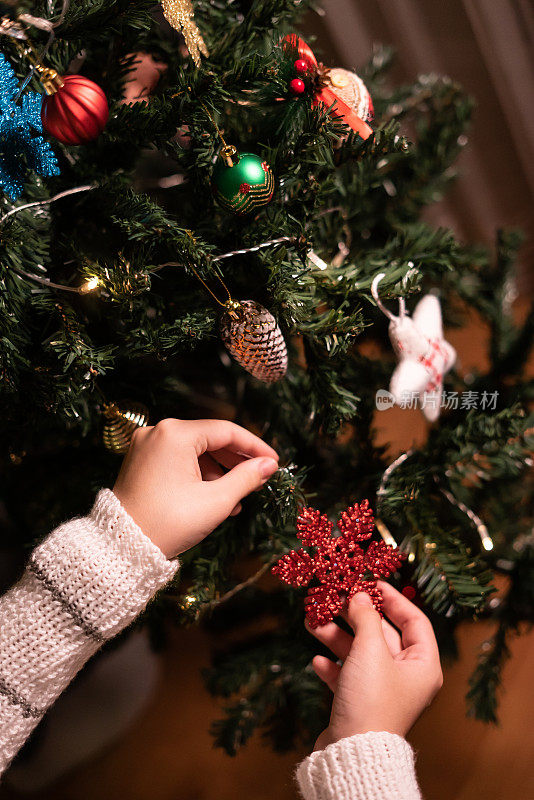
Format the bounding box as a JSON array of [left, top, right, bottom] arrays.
[[102, 402, 149, 454]]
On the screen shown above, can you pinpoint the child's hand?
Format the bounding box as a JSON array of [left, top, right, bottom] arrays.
[[308, 581, 443, 750], [113, 418, 279, 558]]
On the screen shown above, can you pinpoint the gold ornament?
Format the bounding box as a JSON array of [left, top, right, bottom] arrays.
[[220, 300, 287, 383], [7, 26, 64, 94], [102, 402, 149, 454], [161, 0, 209, 67]]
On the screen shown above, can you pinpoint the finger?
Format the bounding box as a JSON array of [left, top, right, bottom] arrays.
[[346, 593, 388, 651], [339, 605, 401, 654], [378, 581, 439, 657], [312, 655, 340, 693], [122, 424, 152, 462], [198, 454, 242, 516], [205, 456, 278, 515], [209, 447, 246, 471], [305, 619, 353, 661], [198, 453, 224, 481], [185, 419, 279, 461], [381, 618, 403, 656]]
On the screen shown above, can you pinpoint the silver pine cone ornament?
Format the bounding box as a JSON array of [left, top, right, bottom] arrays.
[[220, 300, 287, 383]]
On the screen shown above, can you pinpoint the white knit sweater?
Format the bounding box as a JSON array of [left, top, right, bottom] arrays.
[[0, 489, 422, 799], [296, 732, 422, 799]]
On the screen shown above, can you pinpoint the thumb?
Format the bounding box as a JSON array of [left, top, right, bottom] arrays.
[[209, 457, 278, 514], [347, 592, 387, 648]]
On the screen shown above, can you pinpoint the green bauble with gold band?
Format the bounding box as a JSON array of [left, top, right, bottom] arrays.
[[212, 146, 274, 215]]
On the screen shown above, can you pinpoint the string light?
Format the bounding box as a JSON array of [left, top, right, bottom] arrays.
[[436, 479, 494, 552], [375, 517, 397, 548], [0, 184, 94, 225], [10, 266, 101, 295], [212, 236, 295, 261], [4, 231, 295, 297], [79, 276, 101, 294], [180, 594, 198, 609], [377, 449, 494, 552], [0, 2, 70, 60], [1, 191, 335, 298], [307, 250, 329, 271], [377, 449, 415, 496], [155, 237, 296, 274]]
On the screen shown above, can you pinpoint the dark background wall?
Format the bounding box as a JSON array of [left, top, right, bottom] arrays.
[[308, 0, 534, 290]]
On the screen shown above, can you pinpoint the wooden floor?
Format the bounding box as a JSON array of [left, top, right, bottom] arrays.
[[1, 308, 533, 800]]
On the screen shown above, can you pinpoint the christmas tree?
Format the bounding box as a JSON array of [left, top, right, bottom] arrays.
[[0, 0, 532, 756]]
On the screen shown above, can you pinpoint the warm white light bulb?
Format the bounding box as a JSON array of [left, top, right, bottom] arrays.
[[183, 594, 197, 607], [80, 276, 100, 293], [375, 518, 397, 548]]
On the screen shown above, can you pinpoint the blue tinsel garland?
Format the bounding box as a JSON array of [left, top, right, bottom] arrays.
[[0, 52, 60, 201]]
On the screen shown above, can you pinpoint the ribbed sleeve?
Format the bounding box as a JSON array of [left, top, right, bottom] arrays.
[[0, 489, 178, 776], [296, 732, 422, 800]]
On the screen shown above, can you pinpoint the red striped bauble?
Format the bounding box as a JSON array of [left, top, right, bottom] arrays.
[[41, 75, 109, 145]]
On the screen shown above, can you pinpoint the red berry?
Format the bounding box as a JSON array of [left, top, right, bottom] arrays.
[[402, 585, 417, 600], [289, 78, 306, 96], [294, 58, 308, 75]]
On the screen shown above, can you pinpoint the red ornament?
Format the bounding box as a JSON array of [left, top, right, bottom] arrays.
[[272, 500, 404, 627], [294, 58, 309, 75], [289, 77, 306, 96], [41, 75, 109, 145], [402, 585, 417, 600], [281, 34, 373, 141]]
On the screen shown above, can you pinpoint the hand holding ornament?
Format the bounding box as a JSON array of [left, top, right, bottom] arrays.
[[310, 583, 443, 748], [113, 418, 279, 558]]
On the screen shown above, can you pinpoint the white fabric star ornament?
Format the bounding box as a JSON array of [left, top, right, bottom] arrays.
[[372, 274, 456, 421]]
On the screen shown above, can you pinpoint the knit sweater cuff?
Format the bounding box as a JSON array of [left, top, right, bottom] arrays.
[[296, 732, 422, 800], [0, 490, 178, 775], [29, 488, 179, 639]]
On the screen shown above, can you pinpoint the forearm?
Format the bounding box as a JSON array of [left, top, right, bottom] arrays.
[[296, 732, 422, 800], [0, 489, 178, 776]]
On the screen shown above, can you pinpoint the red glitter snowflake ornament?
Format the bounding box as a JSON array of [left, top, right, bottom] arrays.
[[272, 500, 403, 627]]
